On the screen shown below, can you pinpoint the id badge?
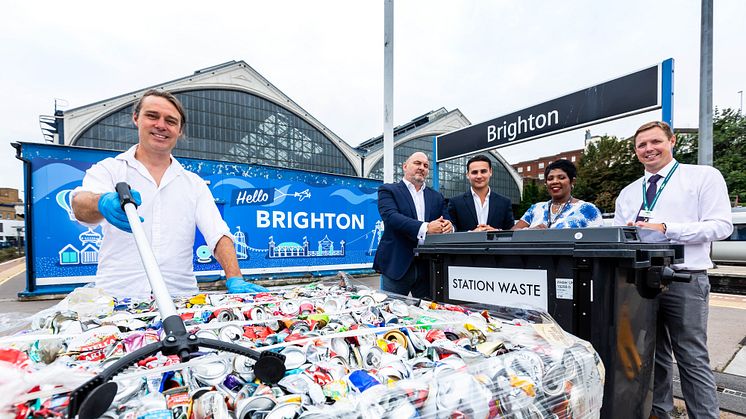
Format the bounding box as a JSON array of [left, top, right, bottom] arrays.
[[639, 210, 655, 220]]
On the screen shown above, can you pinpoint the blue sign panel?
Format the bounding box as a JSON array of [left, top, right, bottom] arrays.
[[19, 143, 382, 293]]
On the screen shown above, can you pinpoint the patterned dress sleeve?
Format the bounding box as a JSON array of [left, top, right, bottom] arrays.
[[578, 201, 604, 227], [520, 203, 538, 225]]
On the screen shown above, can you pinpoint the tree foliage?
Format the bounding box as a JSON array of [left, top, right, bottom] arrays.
[[673, 108, 746, 206], [573, 135, 642, 213], [517, 179, 548, 218]]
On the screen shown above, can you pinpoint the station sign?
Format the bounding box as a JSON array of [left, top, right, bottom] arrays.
[[436, 64, 662, 161]]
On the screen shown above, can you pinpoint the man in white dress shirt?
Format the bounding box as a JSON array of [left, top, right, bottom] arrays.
[[614, 121, 732, 419], [72, 89, 261, 297]]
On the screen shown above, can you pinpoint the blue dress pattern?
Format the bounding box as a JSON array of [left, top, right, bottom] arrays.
[[520, 200, 603, 229]]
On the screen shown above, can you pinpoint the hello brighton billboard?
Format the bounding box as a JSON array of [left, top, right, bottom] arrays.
[[436, 63, 665, 161], [16, 142, 382, 295]]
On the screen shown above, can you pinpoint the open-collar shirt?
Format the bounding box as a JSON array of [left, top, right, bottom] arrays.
[[402, 178, 430, 243], [73, 145, 232, 297], [471, 187, 491, 226]]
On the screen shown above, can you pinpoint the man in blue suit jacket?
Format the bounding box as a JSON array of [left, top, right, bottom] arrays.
[[373, 152, 453, 298], [448, 154, 514, 231]]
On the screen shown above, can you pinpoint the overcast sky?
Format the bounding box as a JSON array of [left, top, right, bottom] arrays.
[[1, 0, 744, 192]]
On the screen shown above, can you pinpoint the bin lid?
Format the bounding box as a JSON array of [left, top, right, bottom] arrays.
[[422, 227, 641, 245], [417, 226, 684, 264]]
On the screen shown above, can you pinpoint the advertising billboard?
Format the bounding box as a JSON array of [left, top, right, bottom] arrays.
[[18, 143, 382, 295]]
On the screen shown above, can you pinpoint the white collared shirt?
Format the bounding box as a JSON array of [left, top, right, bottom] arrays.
[[72, 145, 232, 297], [402, 178, 429, 244], [613, 159, 733, 270], [403, 178, 425, 221], [471, 187, 491, 226]]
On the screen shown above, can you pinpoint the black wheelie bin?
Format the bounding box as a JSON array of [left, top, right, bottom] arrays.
[[416, 226, 688, 419]]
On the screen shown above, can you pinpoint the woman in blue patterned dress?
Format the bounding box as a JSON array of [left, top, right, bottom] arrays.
[[512, 159, 603, 229]]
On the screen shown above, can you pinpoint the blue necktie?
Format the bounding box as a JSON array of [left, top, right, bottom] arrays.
[[637, 174, 662, 221]]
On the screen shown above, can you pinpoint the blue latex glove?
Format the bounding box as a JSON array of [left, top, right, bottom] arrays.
[[98, 190, 142, 233], [226, 276, 269, 294]]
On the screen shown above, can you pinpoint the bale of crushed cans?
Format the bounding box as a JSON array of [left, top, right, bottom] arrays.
[[0, 278, 604, 418]]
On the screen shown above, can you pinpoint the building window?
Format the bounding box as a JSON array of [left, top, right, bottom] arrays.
[[538, 174, 545, 180], [571, 156, 576, 162], [526, 165, 531, 172], [538, 162, 544, 169], [517, 167, 523, 173], [367, 136, 520, 204], [74, 89, 356, 176]]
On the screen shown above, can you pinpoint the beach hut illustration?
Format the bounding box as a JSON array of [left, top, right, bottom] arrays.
[[59, 244, 80, 265], [80, 243, 99, 264]]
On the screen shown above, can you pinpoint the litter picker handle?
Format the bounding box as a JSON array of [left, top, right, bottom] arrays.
[[115, 182, 178, 319], [69, 184, 286, 419], [115, 182, 138, 210]]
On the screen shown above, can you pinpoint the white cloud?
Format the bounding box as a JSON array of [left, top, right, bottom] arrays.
[[1, 0, 744, 193]]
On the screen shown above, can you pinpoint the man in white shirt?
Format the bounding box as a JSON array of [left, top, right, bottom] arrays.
[[72, 89, 263, 297], [614, 121, 732, 419], [372, 152, 453, 298]]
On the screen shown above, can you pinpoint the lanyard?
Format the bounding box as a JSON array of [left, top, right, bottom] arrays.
[[544, 196, 572, 228], [641, 161, 679, 212]]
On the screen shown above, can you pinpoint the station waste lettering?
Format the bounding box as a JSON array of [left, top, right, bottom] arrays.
[[21, 143, 383, 287], [451, 277, 542, 296]]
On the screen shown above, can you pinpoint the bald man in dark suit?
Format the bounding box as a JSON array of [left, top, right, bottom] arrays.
[[373, 152, 452, 298]]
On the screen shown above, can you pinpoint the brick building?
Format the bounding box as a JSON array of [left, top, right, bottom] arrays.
[[0, 188, 22, 221], [511, 148, 584, 181], [0, 188, 23, 245]]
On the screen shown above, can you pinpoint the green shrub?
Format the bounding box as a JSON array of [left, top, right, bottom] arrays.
[[0, 247, 24, 264]]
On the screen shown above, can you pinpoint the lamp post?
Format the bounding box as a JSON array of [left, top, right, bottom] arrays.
[[14, 226, 24, 258], [739, 90, 743, 114]]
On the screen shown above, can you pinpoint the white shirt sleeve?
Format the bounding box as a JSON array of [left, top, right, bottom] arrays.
[[613, 179, 641, 226], [193, 175, 232, 253], [665, 166, 733, 243], [417, 222, 428, 245], [70, 158, 120, 227]]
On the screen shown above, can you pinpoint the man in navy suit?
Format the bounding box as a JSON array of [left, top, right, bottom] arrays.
[[448, 154, 514, 232], [373, 152, 453, 298]]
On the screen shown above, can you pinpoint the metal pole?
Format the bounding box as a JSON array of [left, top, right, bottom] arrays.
[[698, 0, 713, 166], [661, 58, 675, 128], [739, 90, 743, 114], [431, 136, 439, 191], [383, 0, 394, 183], [124, 202, 178, 319], [15, 227, 22, 258]]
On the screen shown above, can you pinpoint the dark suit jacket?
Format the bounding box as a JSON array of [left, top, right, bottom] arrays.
[[447, 190, 514, 231], [373, 181, 450, 281]]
